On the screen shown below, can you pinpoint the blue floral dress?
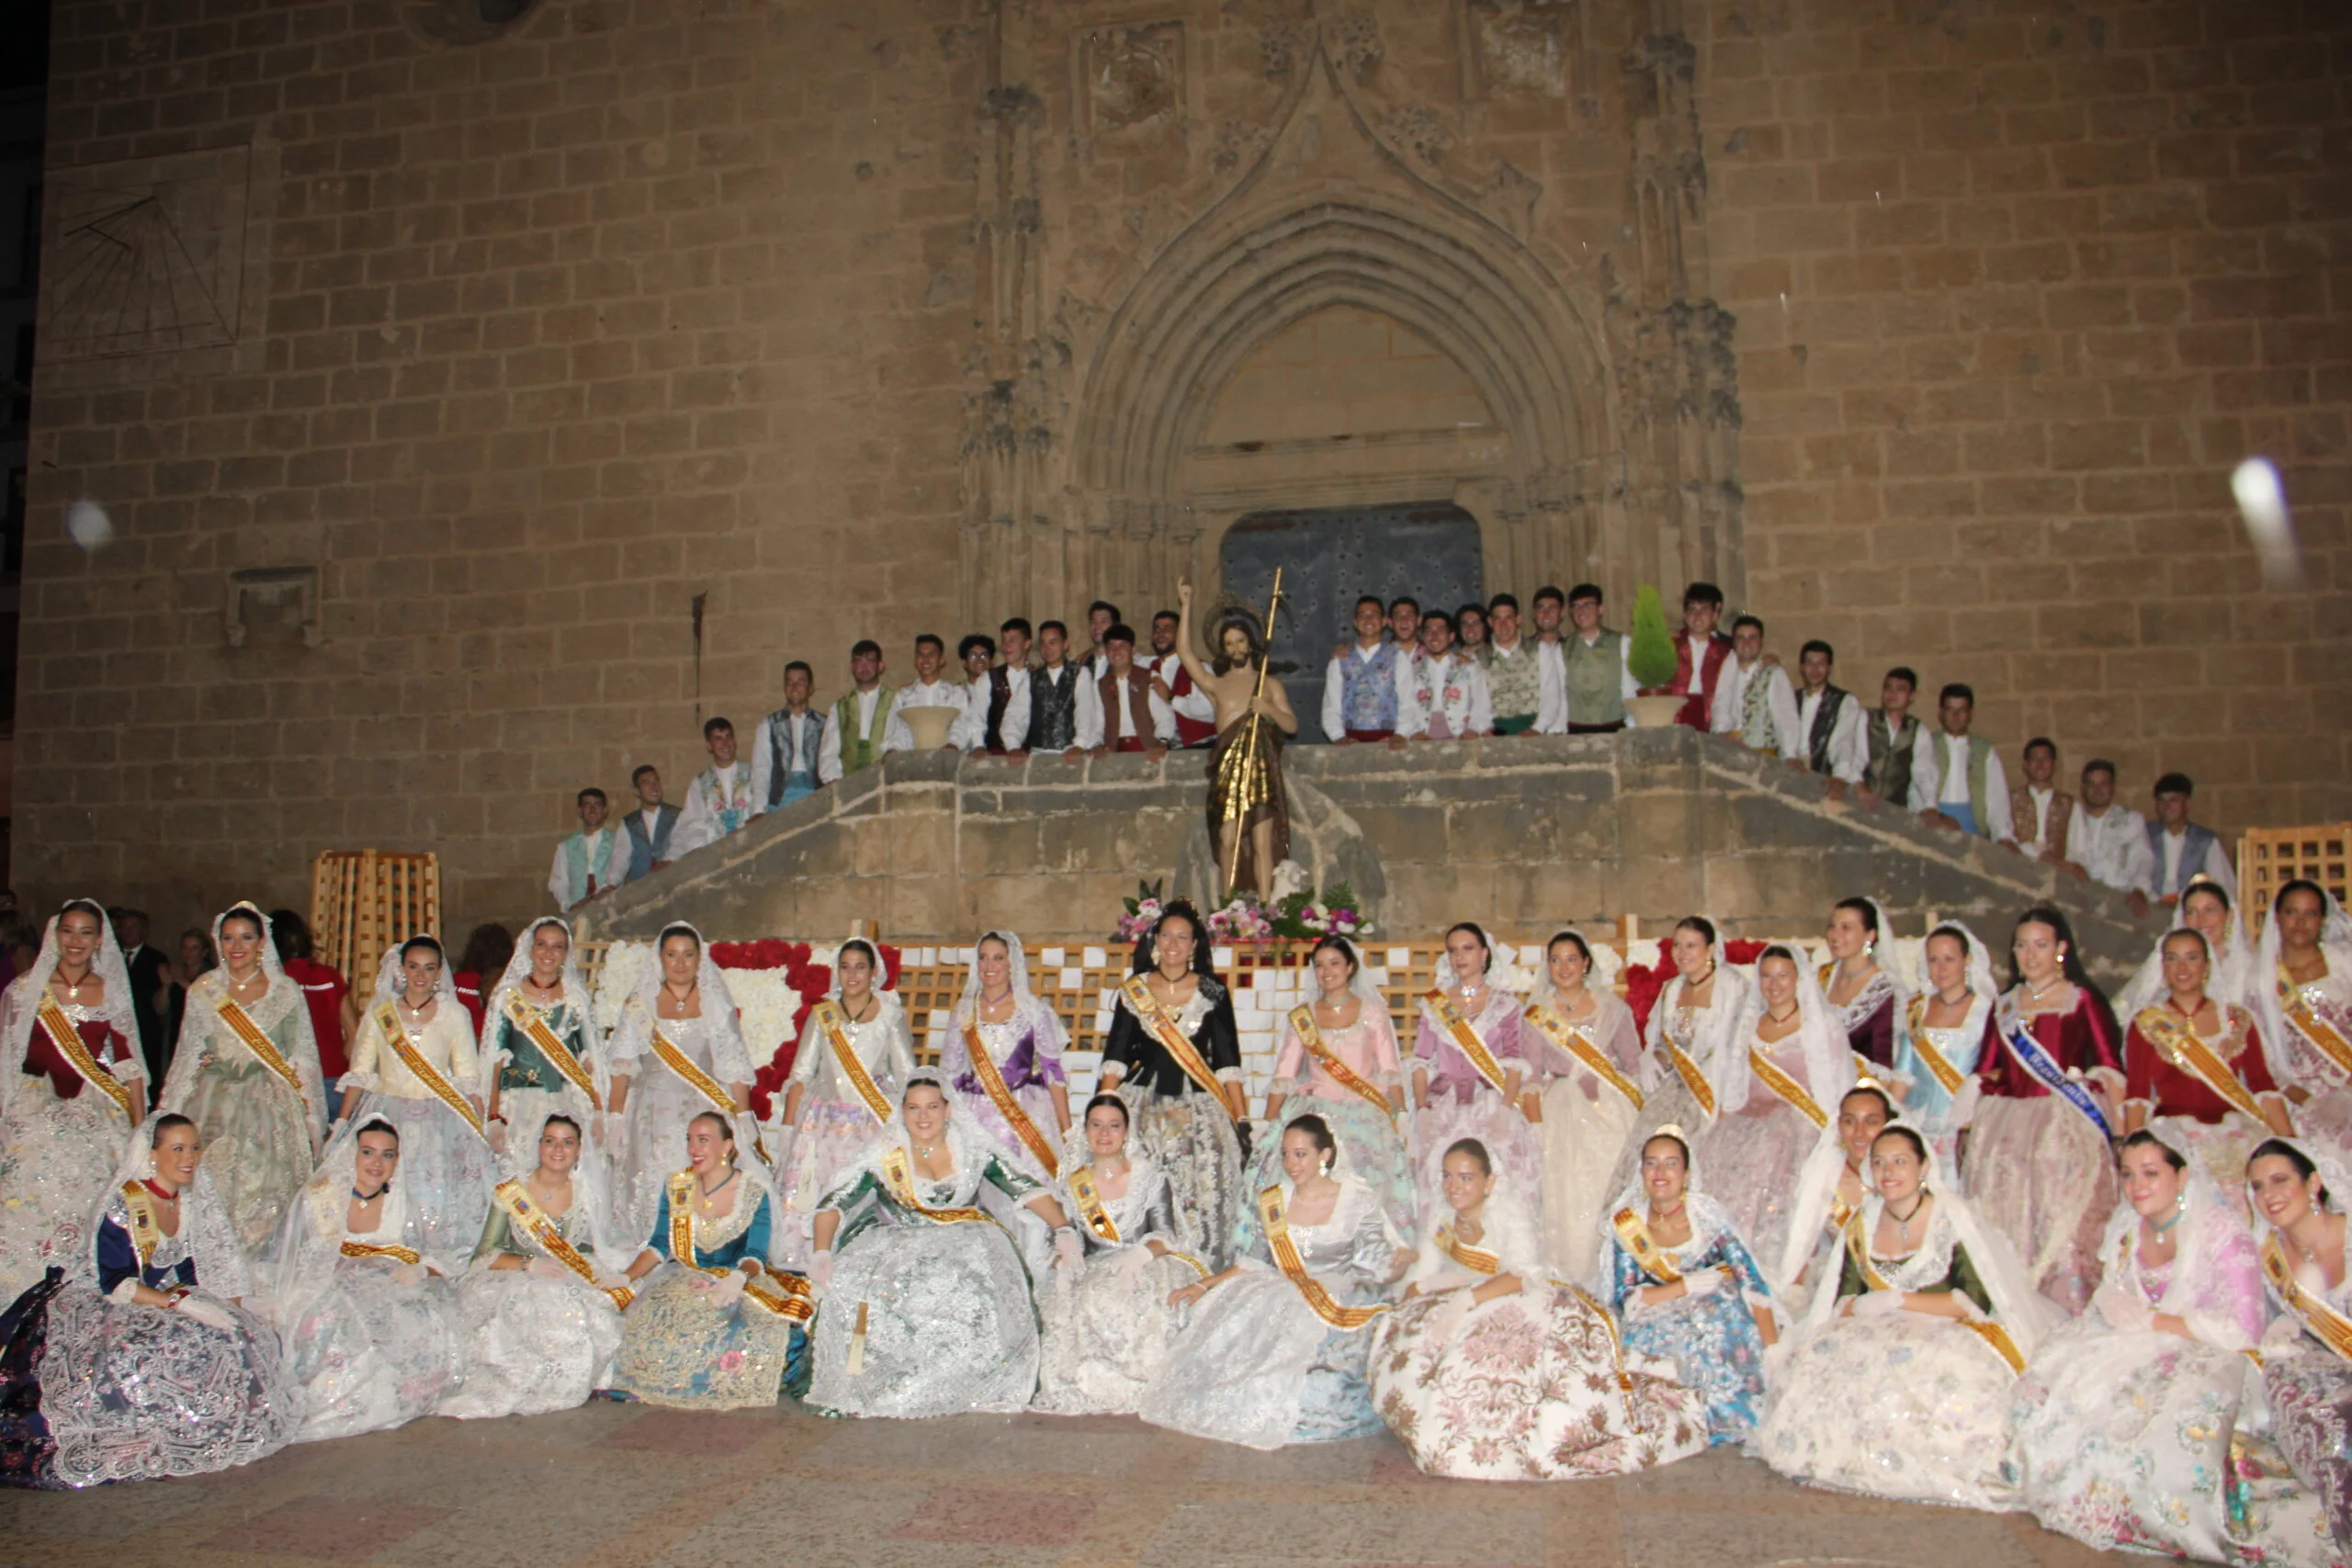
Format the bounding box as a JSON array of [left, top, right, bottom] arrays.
[[1603, 1197, 1773, 1445]]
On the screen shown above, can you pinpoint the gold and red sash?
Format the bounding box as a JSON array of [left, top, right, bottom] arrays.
[[1902, 996, 1970, 1096], [1435, 1222, 1501, 1276], [879, 1145, 996, 1225], [649, 1026, 769, 1161], [375, 1003, 489, 1142], [1747, 1045, 1828, 1129], [495, 1179, 630, 1311], [662, 1170, 808, 1319], [1611, 1206, 1682, 1284], [1286, 1005, 1396, 1119], [2279, 969, 2352, 1085], [118, 1180, 164, 1269], [961, 1021, 1057, 1177], [502, 993, 602, 1111], [1523, 1003, 1644, 1111], [1666, 1040, 1716, 1120], [1118, 976, 1239, 1120], [340, 1239, 423, 1265], [813, 1000, 892, 1125], [39, 994, 135, 1122], [1419, 988, 1510, 1096], [2262, 1235, 2352, 1364], [2134, 1007, 2270, 1123], [1842, 1209, 2023, 1373], [1068, 1166, 1120, 1243], [215, 995, 307, 1100], [1258, 1184, 1387, 1330]]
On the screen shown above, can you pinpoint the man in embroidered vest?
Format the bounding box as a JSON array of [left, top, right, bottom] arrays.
[[622, 765, 681, 881], [1560, 582, 1634, 732], [1667, 581, 1735, 729], [947, 633, 995, 751], [673, 716, 759, 855], [1321, 594, 1408, 746], [1480, 592, 1549, 736], [820, 639, 913, 784], [1387, 595, 1421, 653], [1078, 624, 1173, 757], [1790, 639, 1867, 794], [1398, 611, 1493, 739], [747, 660, 825, 812], [1024, 620, 1085, 755], [1146, 608, 1218, 748], [2062, 759, 2155, 911], [548, 787, 622, 910], [2147, 772, 2238, 905], [1908, 682, 2014, 842], [1708, 615, 1800, 756], [1859, 666, 1922, 808], [981, 617, 1035, 756], [1081, 600, 1121, 679], [2010, 737, 2075, 863]]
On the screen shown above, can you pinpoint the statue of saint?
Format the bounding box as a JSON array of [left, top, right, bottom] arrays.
[[1174, 581, 1296, 903]]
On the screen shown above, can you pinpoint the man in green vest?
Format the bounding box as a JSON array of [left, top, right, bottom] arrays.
[[1559, 583, 1635, 731], [818, 638, 913, 784]]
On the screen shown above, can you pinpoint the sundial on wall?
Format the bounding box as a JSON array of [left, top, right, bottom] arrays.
[[41, 144, 251, 358]]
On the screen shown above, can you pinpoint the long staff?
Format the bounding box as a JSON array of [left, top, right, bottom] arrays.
[[1224, 568, 1285, 897]]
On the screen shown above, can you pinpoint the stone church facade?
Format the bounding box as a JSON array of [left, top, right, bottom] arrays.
[[18, 0, 2349, 924]]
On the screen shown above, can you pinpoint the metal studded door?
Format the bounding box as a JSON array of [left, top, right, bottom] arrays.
[[1219, 503, 1485, 744]]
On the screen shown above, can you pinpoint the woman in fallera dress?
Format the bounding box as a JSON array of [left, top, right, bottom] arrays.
[[1891, 921, 1998, 1176], [937, 931, 1070, 1183], [1523, 929, 1646, 1285], [2245, 1137, 2352, 1567], [2120, 926, 2293, 1201], [479, 916, 609, 1184], [2263, 881, 2352, 1157], [1820, 897, 1904, 1074], [1410, 923, 1539, 1239], [1609, 918, 1750, 1202], [1771, 1079, 1894, 1305], [775, 937, 918, 1268], [1249, 934, 1415, 1239]]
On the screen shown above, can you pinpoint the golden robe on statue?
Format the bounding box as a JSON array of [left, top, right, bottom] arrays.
[[1207, 714, 1289, 895]]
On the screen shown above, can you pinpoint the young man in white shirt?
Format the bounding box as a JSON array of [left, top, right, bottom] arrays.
[[621, 765, 680, 882], [977, 617, 1036, 756], [1397, 611, 1493, 739], [1907, 682, 2014, 843], [2009, 737, 2074, 863], [746, 661, 824, 812], [673, 716, 758, 855], [818, 638, 915, 784], [1787, 638, 1867, 791], [1080, 600, 1120, 680], [899, 633, 967, 715], [947, 633, 996, 751], [548, 787, 621, 909], [2148, 771, 2237, 906], [1144, 608, 1217, 748], [1078, 624, 1174, 756], [2061, 758, 2154, 914], [1708, 615, 1800, 757], [1321, 593, 1410, 746]]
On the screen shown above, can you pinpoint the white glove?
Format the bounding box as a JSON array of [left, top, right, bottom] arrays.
[[602, 1111, 630, 1152], [173, 1293, 235, 1332], [1114, 1245, 1156, 1280], [1680, 1266, 1730, 1299], [390, 1262, 429, 1287], [810, 1250, 833, 1290], [1053, 1227, 1083, 1269], [2094, 1279, 2155, 1335], [488, 1119, 509, 1156], [526, 1257, 569, 1281], [593, 1267, 632, 1292], [1949, 1075, 1983, 1128], [1848, 1289, 1904, 1318], [703, 1269, 746, 1308]]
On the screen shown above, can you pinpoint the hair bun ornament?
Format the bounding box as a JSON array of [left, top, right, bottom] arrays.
[[1653, 1122, 1688, 1142]]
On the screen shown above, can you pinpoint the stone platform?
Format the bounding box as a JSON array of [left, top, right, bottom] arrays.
[[582, 727, 2158, 978]]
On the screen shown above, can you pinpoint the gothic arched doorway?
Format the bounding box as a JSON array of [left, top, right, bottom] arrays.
[[1220, 502, 1483, 744]]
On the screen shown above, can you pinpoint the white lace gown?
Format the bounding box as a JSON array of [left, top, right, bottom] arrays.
[[274, 1184, 465, 1443], [610, 1006, 764, 1252], [1694, 1039, 1832, 1280], [1526, 995, 1645, 1287], [338, 1004, 496, 1264], [438, 1199, 624, 1420], [164, 971, 325, 1254], [772, 1003, 915, 1269], [1033, 1159, 1199, 1416], [0, 995, 141, 1306]]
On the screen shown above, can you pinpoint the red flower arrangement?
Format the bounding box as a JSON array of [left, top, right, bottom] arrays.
[[1623, 938, 1770, 1037], [707, 939, 903, 1122]]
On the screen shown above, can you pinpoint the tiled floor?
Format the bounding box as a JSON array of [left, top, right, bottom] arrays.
[[0, 1403, 2158, 1568]]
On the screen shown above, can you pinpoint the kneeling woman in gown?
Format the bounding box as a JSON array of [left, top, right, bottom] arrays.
[[2245, 1137, 2352, 1566], [1034, 1093, 1204, 1415], [441, 1111, 632, 1420], [2009, 1128, 2285, 1560], [0, 1113, 293, 1488], [1373, 1138, 1704, 1480], [1139, 1114, 1410, 1450], [610, 1112, 806, 1411], [1758, 1123, 2049, 1508], [806, 1077, 1073, 1418], [1601, 1126, 1775, 1446], [267, 1118, 465, 1442]]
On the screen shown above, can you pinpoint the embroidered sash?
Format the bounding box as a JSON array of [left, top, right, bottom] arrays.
[[2262, 1235, 2352, 1364], [341, 1239, 423, 1265], [649, 1025, 769, 1161], [1611, 1206, 1683, 1284], [878, 1146, 995, 1225], [1842, 1210, 2024, 1373], [118, 1180, 164, 1270], [215, 996, 307, 1100], [1902, 996, 1970, 1096], [1117, 976, 1238, 1119], [375, 1004, 488, 1141], [1419, 988, 1510, 1095], [812, 1001, 892, 1125], [1068, 1166, 1120, 1243], [1667, 1040, 1717, 1120], [2134, 1007, 2269, 1122], [503, 993, 602, 1111], [2279, 970, 2352, 1085], [1435, 1222, 1500, 1275], [961, 1020, 1057, 1176], [1994, 1002, 2114, 1138], [1523, 1003, 1643, 1110], [1747, 1045, 1828, 1128], [495, 1179, 630, 1310], [663, 1170, 809, 1319], [39, 995, 135, 1121], [1286, 1005, 1396, 1119], [1258, 1184, 1387, 1330]]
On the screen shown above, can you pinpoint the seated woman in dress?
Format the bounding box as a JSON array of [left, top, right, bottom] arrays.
[[2120, 874, 2254, 1019], [1410, 923, 1538, 1235], [480, 916, 608, 1184], [337, 934, 494, 1262], [266, 1118, 465, 1442], [163, 904, 326, 1253], [0, 899, 145, 1307], [1820, 897, 1904, 1074], [1758, 1123, 2050, 1509], [1600, 1126, 1775, 1446], [1250, 934, 1414, 1240], [1893, 920, 1998, 1173], [1034, 1093, 1204, 1415], [2122, 927, 2294, 1200], [937, 931, 1069, 1183], [807, 1077, 1072, 1418], [609, 1112, 805, 1411], [1964, 906, 2124, 1312], [2009, 1128, 2268, 1557], [1099, 902, 1247, 1268], [1770, 1079, 1893, 1305], [1373, 1137, 1705, 1480], [1694, 945, 1852, 1277], [440, 1111, 632, 1420], [2245, 1137, 2352, 1565], [0, 1112, 293, 1489], [2260, 880, 2352, 1155], [1607, 918, 1752, 1202], [1138, 1114, 1410, 1450], [775, 937, 917, 1269], [1524, 930, 1645, 1285]]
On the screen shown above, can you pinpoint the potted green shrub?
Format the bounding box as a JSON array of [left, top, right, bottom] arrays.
[[1624, 584, 1689, 728]]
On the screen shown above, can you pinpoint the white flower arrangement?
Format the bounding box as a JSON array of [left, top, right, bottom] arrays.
[[594, 941, 653, 1032], [726, 967, 803, 1073]]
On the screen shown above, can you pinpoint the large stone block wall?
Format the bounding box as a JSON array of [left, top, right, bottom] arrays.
[[16, 0, 2347, 935]]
